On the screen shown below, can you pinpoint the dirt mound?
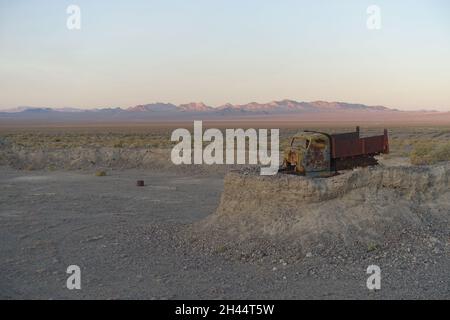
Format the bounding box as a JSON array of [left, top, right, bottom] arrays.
[[189, 163, 450, 261]]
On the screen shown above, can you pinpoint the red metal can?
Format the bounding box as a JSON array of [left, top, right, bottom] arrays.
[[136, 180, 145, 187]]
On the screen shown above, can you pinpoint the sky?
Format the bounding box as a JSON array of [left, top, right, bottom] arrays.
[[0, 0, 449, 111]]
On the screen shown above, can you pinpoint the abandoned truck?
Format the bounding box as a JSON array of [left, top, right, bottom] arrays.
[[279, 126, 389, 177]]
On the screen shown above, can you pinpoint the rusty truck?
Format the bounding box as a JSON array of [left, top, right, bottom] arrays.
[[279, 126, 389, 177]]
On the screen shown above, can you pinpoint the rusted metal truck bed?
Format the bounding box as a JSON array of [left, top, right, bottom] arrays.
[[330, 127, 389, 159]]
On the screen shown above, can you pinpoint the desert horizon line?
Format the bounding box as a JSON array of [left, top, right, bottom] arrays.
[[1, 99, 446, 113]]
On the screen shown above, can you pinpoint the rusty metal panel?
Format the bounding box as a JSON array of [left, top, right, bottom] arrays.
[[331, 130, 387, 159], [331, 136, 362, 158], [331, 132, 359, 140], [362, 135, 385, 155]]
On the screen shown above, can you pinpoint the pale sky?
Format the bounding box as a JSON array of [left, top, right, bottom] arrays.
[[0, 0, 449, 111]]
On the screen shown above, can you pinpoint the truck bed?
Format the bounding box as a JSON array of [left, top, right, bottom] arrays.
[[330, 128, 389, 159]]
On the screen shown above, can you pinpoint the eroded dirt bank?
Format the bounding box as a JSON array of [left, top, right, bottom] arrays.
[[190, 164, 450, 261], [0, 146, 243, 176], [0, 145, 171, 170]]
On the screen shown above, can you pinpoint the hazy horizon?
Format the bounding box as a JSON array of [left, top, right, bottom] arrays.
[[1, 0, 449, 111]]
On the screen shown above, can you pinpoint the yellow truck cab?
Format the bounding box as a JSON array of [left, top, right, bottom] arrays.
[[281, 132, 332, 177]]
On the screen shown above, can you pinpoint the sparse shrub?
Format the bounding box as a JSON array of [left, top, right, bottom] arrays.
[[215, 245, 228, 254], [95, 170, 107, 177], [113, 141, 124, 148], [410, 141, 450, 165], [410, 143, 434, 165], [367, 243, 378, 252], [432, 142, 450, 162]]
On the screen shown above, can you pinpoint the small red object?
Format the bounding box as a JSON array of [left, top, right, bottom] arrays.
[[136, 180, 145, 187]]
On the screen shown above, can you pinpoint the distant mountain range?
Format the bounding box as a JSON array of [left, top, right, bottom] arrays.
[[0, 100, 446, 123], [112, 100, 396, 114]]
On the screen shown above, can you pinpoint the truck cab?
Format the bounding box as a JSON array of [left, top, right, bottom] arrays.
[[282, 132, 331, 177]]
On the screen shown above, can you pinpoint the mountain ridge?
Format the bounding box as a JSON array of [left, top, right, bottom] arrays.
[[1, 100, 446, 123], [1, 100, 431, 114]]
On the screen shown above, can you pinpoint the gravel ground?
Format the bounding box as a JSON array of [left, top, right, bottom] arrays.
[[0, 166, 448, 299]]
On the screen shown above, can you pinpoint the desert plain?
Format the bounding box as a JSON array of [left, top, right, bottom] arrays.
[[0, 121, 449, 299]]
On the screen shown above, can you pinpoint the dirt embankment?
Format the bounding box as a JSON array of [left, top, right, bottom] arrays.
[[190, 164, 450, 261], [0, 145, 171, 170], [0, 145, 243, 176]]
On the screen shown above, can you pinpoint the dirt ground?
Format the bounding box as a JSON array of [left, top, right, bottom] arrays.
[[0, 166, 448, 299], [0, 124, 449, 299]]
